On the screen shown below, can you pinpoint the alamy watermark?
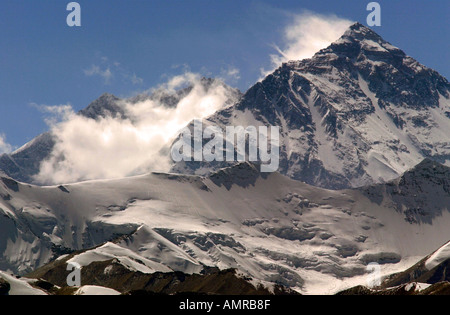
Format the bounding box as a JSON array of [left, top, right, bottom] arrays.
[[66, 262, 81, 287], [171, 120, 280, 173], [367, 2, 381, 27], [66, 2, 81, 27]]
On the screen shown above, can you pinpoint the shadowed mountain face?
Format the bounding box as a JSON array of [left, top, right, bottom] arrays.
[[0, 132, 56, 183], [172, 23, 450, 189], [381, 241, 450, 289]]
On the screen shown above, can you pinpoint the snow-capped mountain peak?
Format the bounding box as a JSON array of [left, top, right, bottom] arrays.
[[172, 23, 450, 189], [334, 22, 398, 49]]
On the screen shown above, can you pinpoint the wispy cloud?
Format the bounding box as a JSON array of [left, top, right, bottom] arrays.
[[84, 65, 113, 84], [261, 11, 353, 77], [0, 134, 14, 154], [128, 73, 144, 85], [83, 56, 144, 86], [31, 103, 73, 126], [219, 66, 241, 85]]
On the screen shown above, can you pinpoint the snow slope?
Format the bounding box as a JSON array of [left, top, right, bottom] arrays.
[[0, 271, 47, 295], [74, 285, 121, 296], [425, 241, 450, 270], [0, 160, 449, 294]]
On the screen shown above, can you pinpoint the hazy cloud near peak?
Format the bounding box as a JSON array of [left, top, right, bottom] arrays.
[[261, 12, 353, 78], [33, 72, 239, 185], [219, 66, 241, 85], [0, 134, 14, 155]]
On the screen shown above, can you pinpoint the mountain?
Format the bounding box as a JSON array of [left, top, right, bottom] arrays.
[[0, 264, 296, 295], [171, 22, 450, 189], [380, 240, 450, 288], [0, 78, 241, 184], [129, 77, 240, 108], [337, 240, 450, 295], [0, 158, 449, 294], [336, 282, 450, 295], [0, 132, 56, 183], [361, 158, 450, 224]]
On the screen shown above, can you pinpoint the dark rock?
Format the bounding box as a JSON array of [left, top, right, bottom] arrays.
[[0, 278, 11, 295]]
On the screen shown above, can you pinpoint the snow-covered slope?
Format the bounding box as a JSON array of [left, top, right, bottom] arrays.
[[1, 160, 449, 294], [74, 285, 121, 296], [0, 271, 47, 295], [172, 23, 450, 189], [425, 241, 450, 270]]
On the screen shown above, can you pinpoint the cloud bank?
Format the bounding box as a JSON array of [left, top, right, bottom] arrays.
[[262, 12, 353, 77], [34, 73, 239, 185]]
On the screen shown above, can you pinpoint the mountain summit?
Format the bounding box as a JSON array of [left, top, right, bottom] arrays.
[[318, 22, 448, 108], [173, 23, 450, 189]]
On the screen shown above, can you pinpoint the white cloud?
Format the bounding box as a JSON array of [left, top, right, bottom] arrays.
[[0, 134, 14, 155], [162, 72, 200, 92], [261, 12, 353, 77], [227, 68, 240, 78], [34, 72, 239, 185], [219, 66, 241, 85]]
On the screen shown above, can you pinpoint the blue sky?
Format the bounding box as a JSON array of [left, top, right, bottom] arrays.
[[0, 0, 449, 148]]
